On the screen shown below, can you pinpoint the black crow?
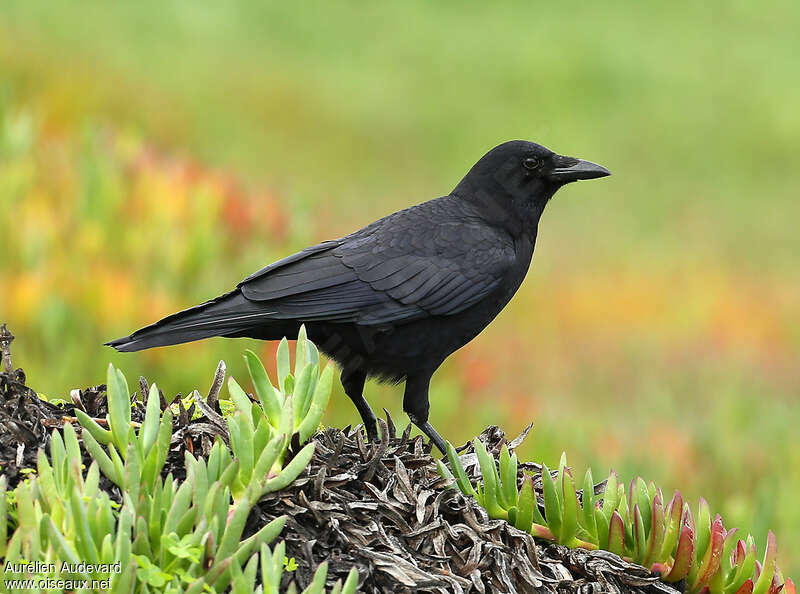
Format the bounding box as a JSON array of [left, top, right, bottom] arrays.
[[108, 140, 610, 453]]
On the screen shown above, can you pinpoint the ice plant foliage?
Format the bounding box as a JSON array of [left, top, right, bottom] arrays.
[[438, 440, 795, 594], [226, 326, 332, 500], [1, 341, 353, 593]]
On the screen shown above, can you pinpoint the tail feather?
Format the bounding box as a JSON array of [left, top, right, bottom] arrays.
[[106, 290, 275, 352]]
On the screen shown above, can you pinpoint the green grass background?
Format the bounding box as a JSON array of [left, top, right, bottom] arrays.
[[2, 0, 799, 573]]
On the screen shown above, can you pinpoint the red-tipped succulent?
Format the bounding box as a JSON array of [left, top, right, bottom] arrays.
[[439, 445, 793, 594]]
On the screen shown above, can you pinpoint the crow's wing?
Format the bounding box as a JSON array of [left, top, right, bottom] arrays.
[[239, 197, 516, 325]]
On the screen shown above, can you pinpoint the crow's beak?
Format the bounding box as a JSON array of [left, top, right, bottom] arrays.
[[549, 156, 611, 183]]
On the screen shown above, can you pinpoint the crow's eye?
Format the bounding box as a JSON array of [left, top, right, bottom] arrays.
[[522, 157, 541, 171]]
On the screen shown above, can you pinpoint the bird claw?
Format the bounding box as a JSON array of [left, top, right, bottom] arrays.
[[408, 415, 447, 455]]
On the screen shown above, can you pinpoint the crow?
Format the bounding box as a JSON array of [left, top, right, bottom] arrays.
[[108, 140, 609, 453]]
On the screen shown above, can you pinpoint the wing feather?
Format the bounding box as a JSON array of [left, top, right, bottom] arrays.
[[237, 196, 516, 325]]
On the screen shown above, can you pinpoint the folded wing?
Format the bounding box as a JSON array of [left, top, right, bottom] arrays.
[[239, 199, 516, 325]]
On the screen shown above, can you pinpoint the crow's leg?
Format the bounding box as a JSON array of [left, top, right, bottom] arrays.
[[403, 373, 447, 454], [341, 368, 379, 442], [413, 419, 447, 455]]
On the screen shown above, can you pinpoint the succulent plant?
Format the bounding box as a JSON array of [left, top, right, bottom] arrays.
[[439, 439, 793, 594], [226, 325, 332, 500], [1, 341, 351, 593]]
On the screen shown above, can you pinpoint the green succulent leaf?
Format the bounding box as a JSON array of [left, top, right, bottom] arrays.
[[134, 554, 172, 587], [728, 538, 758, 593], [752, 531, 777, 594], [692, 515, 725, 590], [303, 561, 328, 593], [284, 373, 295, 396], [278, 391, 294, 446], [541, 464, 562, 539], [602, 471, 619, 519], [296, 363, 333, 444], [631, 504, 644, 562], [445, 442, 476, 498], [305, 339, 320, 371], [112, 559, 136, 593], [660, 491, 684, 560], [75, 409, 113, 445], [499, 445, 518, 510], [228, 377, 255, 417], [560, 466, 579, 545], [340, 567, 360, 594], [140, 383, 163, 458], [123, 442, 141, 503], [580, 468, 598, 544], [234, 516, 287, 567], [294, 325, 309, 373], [218, 459, 241, 490], [595, 506, 610, 552], [635, 478, 652, 535], [531, 484, 547, 527], [245, 349, 282, 423], [234, 411, 255, 486], [557, 453, 567, 506], [216, 496, 252, 565], [264, 442, 315, 493], [607, 510, 625, 557], [474, 438, 505, 517], [165, 480, 194, 535], [292, 363, 314, 427], [82, 427, 121, 486], [616, 484, 630, 538], [664, 524, 695, 582], [251, 435, 284, 486], [276, 338, 291, 393], [695, 498, 712, 564], [716, 527, 740, 588], [515, 477, 534, 534], [260, 541, 284, 593], [644, 491, 665, 567], [46, 515, 89, 578], [437, 459, 456, 484], [108, 364, 132, 454]]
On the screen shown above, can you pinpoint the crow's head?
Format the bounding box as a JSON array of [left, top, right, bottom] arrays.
[[453, 140, 610, 228]]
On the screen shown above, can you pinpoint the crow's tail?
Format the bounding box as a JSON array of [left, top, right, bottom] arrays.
[[106, 290, 276, 352]]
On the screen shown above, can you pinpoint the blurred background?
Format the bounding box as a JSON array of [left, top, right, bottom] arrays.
[[2, 0, 799, 572]]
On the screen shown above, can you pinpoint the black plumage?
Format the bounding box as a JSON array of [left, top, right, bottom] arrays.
[[108, 140, 610, 453]]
